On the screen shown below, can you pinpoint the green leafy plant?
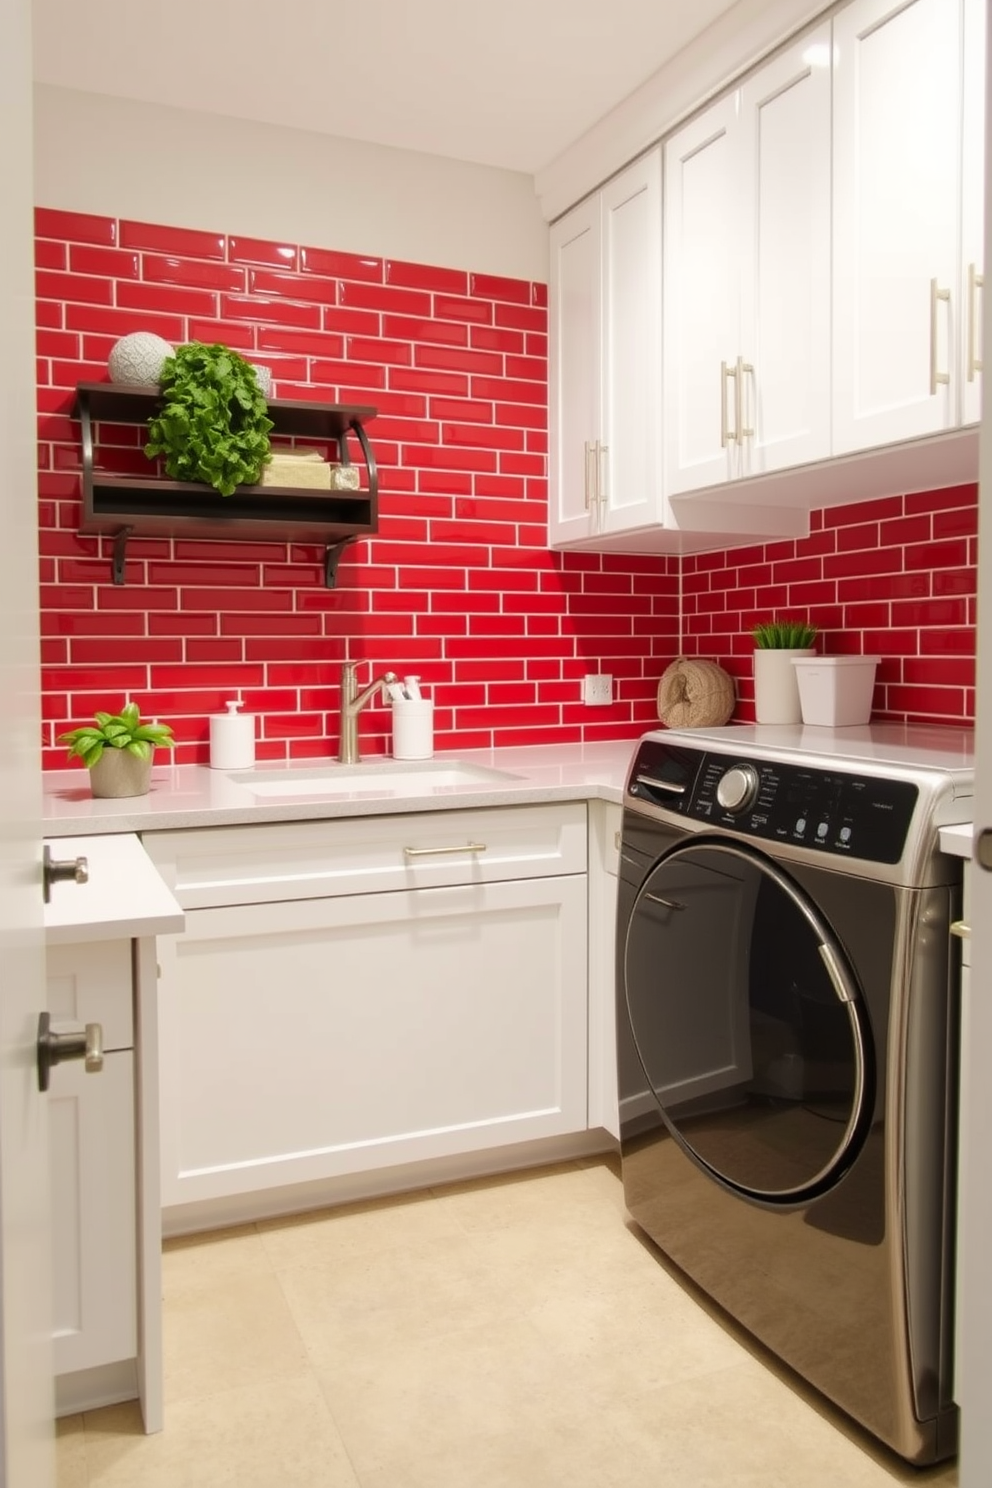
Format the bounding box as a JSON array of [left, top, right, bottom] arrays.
[[145, 342, 273, 497], [752, 619, 818, 650], [58, 703, 175, 767]]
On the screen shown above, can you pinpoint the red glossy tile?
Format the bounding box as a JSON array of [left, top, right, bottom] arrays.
[[36, 270, 114, 306], [416, 344, 502, 376], [221, 295, 321, 329], [117, 281, 218, 317], [228, 236, 298, 269], [69, 245, 140, 279], [390, 368, 469, 396], [433, 295, 493, 325], [37, 209, 117, 245], [321, 308, 380, 337], [383, 314, 468, 347], [386, 260, 467, 294], [471, 376, 546, 406], [120, 220, 225, 259], [35, 240, 67, 271], [471, 325, 525, 354], [37, 301, 62, 329], [142, 255, 247, 291], [308, 359, 387, 390], [250, 268, 337, 304], [300, 247, 382, 282], [498, 403, 548, 430], [933, 505, 979, 538], [505, 355, 547, 382], [345, 336, 413, 366], [37, 329, 80, 359], [185, 318, 257, 350], [257, 327, 345, 357], [469, 272, 531, 305], [65, 304, 186, 340], [494, 303, 546, 333], [443, 422, 524, 452], [340, 282, 432, 316], [902, 538, 970, 572], [402, 443, 498, 474]]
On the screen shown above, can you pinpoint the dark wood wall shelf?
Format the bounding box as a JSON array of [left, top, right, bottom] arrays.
[[73, 382, 379, 587]]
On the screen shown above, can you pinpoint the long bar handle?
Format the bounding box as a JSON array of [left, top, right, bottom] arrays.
[[403, 842, 488, 858], [720, 360, 738, 448], [583, 441, 595, 510], [930, 278, 951, 395], [968, 263, 984, 381], [736, 356, 754, 442], [596, 441, 609, 508]]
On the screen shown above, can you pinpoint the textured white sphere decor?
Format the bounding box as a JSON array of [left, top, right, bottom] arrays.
[[108, 332, 175, 386]]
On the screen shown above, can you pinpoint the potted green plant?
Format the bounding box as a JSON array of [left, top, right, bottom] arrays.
[[58, 703, 175, 798], [145, 342, 273, 497], [751, 619, 818, 725]]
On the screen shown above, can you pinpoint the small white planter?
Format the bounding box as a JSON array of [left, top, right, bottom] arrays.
[[89, 747, 154, 798], [753, 648, 815, 725], [792, 656, 881, 727]]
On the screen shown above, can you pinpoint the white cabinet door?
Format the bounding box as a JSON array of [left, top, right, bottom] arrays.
[[739, 24, 832, 476], [46, 941, 136, 1379], [158, 875, 588, 1210], [549, 151, 663, 544], [833, 0, 963, 453], [599, 151, 663, 535], [49, 1055, 136, 1376], [665, 93, 741, 495], [549, 196, 601, 544], [961, 0, 985, 428]]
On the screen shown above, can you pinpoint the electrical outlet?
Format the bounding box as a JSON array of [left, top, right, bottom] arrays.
[[583, 673, 613, 706]]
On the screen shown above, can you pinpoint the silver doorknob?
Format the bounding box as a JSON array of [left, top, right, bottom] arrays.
[[37, 1012, 104, 1092], [43, 844, 89, 904]]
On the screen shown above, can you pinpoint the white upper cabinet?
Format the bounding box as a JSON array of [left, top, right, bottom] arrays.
[[664, 93, 741, 494], [665, 25, 832, 495], [961, 0, 985, 428], [549, 196, 600, 545], [549, 149, 662, 544], [833, 0, 965, 452], [738, 29, 833, 477]]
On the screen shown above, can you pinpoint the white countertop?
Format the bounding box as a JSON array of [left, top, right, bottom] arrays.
[[939, 823, 974, 859], [43, 834, 186, 943], [41, 739, 641, 837]]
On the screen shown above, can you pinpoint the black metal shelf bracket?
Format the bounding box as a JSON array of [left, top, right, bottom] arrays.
[[324, 537, 356, 589], [111, 527, 133, 586]]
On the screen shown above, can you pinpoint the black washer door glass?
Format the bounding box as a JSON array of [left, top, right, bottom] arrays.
[[624, 840, 874, 1203]]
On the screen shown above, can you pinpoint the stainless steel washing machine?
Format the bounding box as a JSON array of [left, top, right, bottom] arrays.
[[616, 723, 974, 1465]]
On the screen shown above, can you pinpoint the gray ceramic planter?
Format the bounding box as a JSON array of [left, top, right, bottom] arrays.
[[89, 747, 154, 799]]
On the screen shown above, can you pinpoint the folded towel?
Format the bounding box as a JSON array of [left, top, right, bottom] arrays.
[[261, 458, 332, 490], [266, 447, 324, 462]]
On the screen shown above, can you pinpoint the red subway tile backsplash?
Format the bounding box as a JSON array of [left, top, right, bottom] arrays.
[[35, 207, 973, 766]]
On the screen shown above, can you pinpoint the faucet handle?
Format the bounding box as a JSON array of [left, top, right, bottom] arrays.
[[381, 671, 401, 702]]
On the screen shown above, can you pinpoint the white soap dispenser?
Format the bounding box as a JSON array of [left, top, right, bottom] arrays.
[[209, 695, 256, 770]]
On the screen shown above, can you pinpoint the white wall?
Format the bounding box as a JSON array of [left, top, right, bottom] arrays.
[[33, 84, 549, 281]]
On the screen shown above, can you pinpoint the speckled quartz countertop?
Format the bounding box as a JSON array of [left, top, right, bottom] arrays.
[[42, 739, 642, 837]]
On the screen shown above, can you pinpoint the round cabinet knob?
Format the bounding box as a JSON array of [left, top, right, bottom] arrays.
[[716, 764, 759, 813]]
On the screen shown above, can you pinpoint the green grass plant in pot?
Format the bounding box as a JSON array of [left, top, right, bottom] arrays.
[[145, 342, 273, 497], [751, 618, 818, 725], [58, 703, 175, 798]]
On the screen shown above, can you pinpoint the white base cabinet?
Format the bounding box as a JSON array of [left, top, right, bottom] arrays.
[[45, 935, 164, 1431], [144, 804, 589, 1217]]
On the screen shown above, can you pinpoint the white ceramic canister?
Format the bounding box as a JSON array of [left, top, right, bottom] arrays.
[[209, 697, 256, 769]]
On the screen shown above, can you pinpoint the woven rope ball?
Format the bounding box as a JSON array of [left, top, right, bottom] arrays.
[[657, 657, 736, 729]]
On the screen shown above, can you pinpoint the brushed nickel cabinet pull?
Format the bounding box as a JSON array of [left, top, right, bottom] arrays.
[[950, 920, 971, 940], [403, 842, 488, 858], [968, 263, 984, 381], [930, 278, 951, 394], [597, 441, 609, 507], [583, 441, 595, 510], [737, 356, 754, 441], [720, 360, 738, 448]]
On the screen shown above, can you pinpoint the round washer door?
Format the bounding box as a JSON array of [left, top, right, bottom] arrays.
[[623, 838, 875, 1205]]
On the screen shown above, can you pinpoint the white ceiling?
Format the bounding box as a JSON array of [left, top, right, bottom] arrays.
[[31, 0, 741, 175]]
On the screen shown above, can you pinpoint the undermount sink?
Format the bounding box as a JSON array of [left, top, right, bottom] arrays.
[[228, 760, 523, 798]]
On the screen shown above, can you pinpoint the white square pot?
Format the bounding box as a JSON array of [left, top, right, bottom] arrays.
[[791, 656, 881, 727]]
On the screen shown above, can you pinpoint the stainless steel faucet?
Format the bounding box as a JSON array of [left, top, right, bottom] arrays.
[[338, 662, 398, 765]]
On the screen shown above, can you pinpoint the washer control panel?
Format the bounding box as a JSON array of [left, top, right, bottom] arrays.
[[627, 740, 919, 864]]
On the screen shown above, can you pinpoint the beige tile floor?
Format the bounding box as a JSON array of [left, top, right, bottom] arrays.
[[57, 1157, 958, 1488]]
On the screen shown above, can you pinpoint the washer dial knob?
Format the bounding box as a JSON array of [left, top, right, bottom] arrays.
[[716, 764, 759, 813]]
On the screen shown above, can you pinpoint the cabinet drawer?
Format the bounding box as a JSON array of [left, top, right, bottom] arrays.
[[143, 802, 588, 909], [45, 940, 134, 1050]]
